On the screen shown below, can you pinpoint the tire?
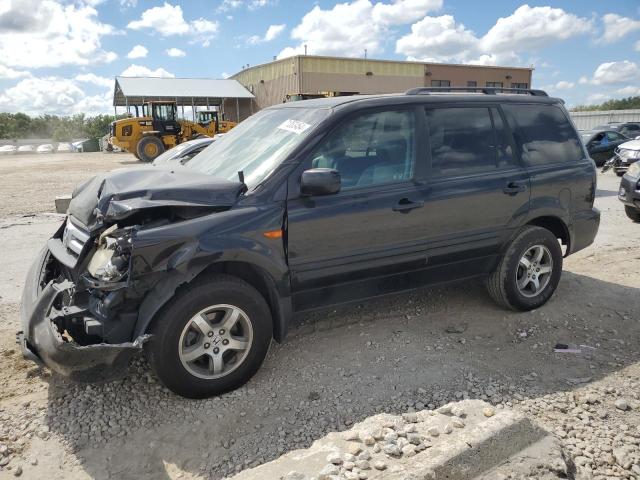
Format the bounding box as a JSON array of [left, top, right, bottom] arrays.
[[487, 226, 563, 311], [147, 274, 272, 398], [136, 136, 165, 162], [132, 150, 140, 160], [625, 206, 640, 222], [616, 171, 625, 177]]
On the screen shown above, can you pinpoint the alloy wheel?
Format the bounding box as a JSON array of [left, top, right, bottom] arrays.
[[178, 304, 253, 380], [515, 245, 553, 298]]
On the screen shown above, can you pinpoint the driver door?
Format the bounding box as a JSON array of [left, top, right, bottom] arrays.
[[286, 108, 429, 309]]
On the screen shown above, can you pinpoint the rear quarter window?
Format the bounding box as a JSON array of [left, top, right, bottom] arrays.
[[502, 104, 584, 166]]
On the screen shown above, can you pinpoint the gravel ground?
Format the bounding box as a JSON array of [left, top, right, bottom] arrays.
[[0, 152, 639, 480]]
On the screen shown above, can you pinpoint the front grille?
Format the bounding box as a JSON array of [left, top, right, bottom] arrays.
[[62, 219, 91, 257]]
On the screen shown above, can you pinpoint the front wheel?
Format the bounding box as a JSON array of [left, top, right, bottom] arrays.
[[625, 206, 640, 222], [148, 274, 273, 398], [487, 226, 563, 311], [136, 136, 165, 162]]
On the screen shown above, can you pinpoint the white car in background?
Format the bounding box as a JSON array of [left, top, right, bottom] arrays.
[[36, 144, 54, 154], [0, 145, 18, 155], [56, 142, 75, 153], [18, 145, 35, 153], [612, 139, 640, 176]]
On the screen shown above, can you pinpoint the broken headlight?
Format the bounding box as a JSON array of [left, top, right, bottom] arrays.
[[87, 225, 132, 282]]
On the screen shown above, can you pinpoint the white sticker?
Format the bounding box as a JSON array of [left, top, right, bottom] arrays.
[[277, 119, 312, 135]]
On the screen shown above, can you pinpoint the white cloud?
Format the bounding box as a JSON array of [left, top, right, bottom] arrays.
[[217, 0, 273, 11], [480, 5, 591, 53], [636, 40, 640, 52], [591, 60, 640, 85], [617, 86, 640, 96], [601, 14, 640, 43], [586, 93, 610, 104], [166, 47, 186, 57], [221, 72, 231, 79], [553, 80, 575, 90], [247, 23, 286, 44], [0, 0, 117, 69], [0, 76, 110, 116], [265, 24, 285, 41], [127, 44, 148, 59], [395, 4, 591, 66], [120, 64, 175, 78], [0, 64, 31, 80], [372, 0, 442, 25], [127, 2, 218, 44], [75, 73, 112, 88], [279, 0, 443, 59], [278, 0, 383, 58], [395, 15, 478, 63]]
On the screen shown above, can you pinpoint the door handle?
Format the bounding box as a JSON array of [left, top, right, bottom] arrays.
[[503, 181, 527, 195], [393, 198, 424, 212]]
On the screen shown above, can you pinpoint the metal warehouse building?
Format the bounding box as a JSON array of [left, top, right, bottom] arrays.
[[225, 55, 533, 121]]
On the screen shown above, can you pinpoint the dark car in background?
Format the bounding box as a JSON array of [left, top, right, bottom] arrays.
[[581, 130, 630, 166], [18, 88, 599, 398], [618, 161, 640, 222]]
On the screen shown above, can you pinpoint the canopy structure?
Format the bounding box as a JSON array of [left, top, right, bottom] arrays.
[[112, 77, 254, 120]]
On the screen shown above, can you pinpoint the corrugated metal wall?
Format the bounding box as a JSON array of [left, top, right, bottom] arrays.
[[569, 109, 640, 130]]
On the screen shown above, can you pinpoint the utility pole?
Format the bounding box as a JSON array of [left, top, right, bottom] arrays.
[[304, 44, 307, 55], [364, 48, 367, 59]]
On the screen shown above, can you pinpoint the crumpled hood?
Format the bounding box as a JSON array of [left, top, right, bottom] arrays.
[[619, 139, 640, 151], [68, 166, 245, 230]]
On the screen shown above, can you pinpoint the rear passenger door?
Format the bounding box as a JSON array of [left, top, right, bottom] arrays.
[[417, 105, 530, 267]]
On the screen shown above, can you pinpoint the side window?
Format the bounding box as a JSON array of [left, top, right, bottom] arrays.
[[425, 107, 514, 177], [606, 131, 623, 141], [502, 104, 583, 166], [310, 110, 415, 189]]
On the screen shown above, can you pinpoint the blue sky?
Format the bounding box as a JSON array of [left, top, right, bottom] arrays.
[[0, 0, 639, 115]]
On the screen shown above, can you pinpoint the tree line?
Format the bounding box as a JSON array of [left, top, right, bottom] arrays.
[[0, 113, 124, 142], [572, 96, 640, 112]]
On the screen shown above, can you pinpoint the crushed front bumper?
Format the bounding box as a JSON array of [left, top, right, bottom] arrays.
[[18, 247, 149, 382]]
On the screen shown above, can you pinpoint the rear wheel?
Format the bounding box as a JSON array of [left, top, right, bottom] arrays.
[[625, 206, 640, 222], [148, 274, 272, 398], [136, 136, 165, 162], [487, 226, 563, 311]]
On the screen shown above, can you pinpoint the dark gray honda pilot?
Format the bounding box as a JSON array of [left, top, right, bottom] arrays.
[[19, 88, 600, 398]]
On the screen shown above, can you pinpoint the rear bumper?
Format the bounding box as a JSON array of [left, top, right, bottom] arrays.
[[568, 208, 600, 255], [18, 247, 148, 382]]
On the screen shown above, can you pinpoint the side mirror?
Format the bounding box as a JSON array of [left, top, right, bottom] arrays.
[[300, 168, 341, 196]]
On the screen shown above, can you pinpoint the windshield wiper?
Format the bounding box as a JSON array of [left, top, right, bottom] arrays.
[[237, 170, 248, 195]]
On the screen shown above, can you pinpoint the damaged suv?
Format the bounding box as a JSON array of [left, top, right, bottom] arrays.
[[19, 88, 599, 398]]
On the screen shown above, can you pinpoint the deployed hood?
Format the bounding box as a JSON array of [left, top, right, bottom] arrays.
[[68, 167, 246, 230]]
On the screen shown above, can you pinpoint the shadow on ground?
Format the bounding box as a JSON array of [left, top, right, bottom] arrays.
[[44, 271, 640, 479]]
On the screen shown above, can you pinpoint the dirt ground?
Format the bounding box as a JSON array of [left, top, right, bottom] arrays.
[[0, 152, 638, 480]]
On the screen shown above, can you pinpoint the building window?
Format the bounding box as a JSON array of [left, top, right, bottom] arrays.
[[467, 81, 477, 87], [486, 81, 503, 88], [431, 80, 451, 87], [511, 82, 528, 92]]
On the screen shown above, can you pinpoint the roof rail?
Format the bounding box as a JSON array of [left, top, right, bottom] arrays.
[[404, 87, 548, 97]]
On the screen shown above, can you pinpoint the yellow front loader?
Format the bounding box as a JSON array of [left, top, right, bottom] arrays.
[[109, 102, 236, 162]]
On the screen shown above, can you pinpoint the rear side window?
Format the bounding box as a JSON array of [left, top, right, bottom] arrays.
[[425, 107, 516, 177], [502, 104, 583, 166]]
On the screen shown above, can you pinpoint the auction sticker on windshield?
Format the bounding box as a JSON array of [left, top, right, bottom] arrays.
[[278, 119, 312, 135]]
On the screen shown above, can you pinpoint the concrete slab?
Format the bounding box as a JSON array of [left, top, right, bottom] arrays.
[[229, 400, 565, 480]]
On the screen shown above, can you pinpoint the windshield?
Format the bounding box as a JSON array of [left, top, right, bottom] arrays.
[[186, 107, 330, 190]]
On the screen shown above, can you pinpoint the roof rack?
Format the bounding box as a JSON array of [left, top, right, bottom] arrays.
[[404, 87, 548, 97]]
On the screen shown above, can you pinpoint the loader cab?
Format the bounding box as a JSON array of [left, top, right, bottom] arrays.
[[197, 110, 220, 132], [150, 101, 181, 135]]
